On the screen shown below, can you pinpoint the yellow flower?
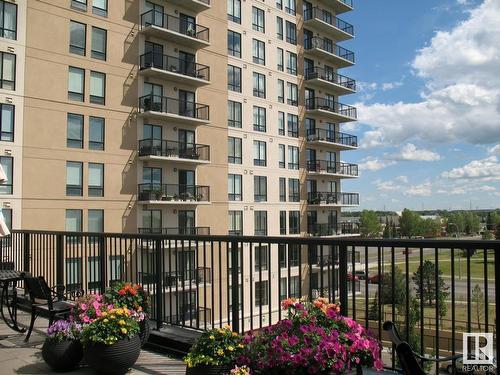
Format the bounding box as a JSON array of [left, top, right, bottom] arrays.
[[118, 319, 126, 326], [217, 349, 224, 356], [110, 315, 116, 320], [103, 318, 109, 323], [120, 327, 128, 334], [101, 312, 107, 317], [227, 346, 234, 352], [224, 324, 231, 330], [209, 335, 215, 340], [238, 344, 244, 348], [116, 308, 124, 315], [232, 332, 238, 337]]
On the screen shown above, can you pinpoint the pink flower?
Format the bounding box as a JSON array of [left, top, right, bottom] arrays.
[[80, 303, 88, 311], [92, 301, 101, 310], [83, 316, 90, 323]]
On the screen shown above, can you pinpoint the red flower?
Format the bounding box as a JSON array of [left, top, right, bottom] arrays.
[[118, 289, 126, 296]]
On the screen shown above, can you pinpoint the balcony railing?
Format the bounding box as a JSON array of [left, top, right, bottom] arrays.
[[139, 52, 210, 82], [138, 94, 209, 121], [138, 183, 210, 202], [303, 7, 354, 36], [305, 97, 357, 119], [140, 10, 209, 43], [138, 227, 210, 235], [138, 139, 210, 161], [306, 160, 359, 177], [306, 129, 358, 147], [305, 67, 356, 91], [138, 267, 211, 286], [307, 222, 359, 236], [304, 37, 355, 63], [307, 192, 359, 206]]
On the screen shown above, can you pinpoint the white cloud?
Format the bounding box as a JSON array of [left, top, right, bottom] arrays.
[[390, 143, 441, 161], [373, 179, 400, 192], [441, 156, 500, 180], [404, 182, 433, 197], [381, 81, 404, 91], [488, 144, 500, 154], [359, 157, 395, 171]]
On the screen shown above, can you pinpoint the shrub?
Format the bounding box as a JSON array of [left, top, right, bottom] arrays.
[[104, 282, 150, 318]]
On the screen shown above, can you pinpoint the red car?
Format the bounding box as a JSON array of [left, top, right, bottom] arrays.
[[347, 273, 360, 281], [368, 274, 385, 284]]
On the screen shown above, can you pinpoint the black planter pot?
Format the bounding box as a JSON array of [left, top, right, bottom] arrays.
[[139, 318, 150, 347], [186, 364, 232, 375], [84, 334, 141, 375], [41, 338, 83, 372]]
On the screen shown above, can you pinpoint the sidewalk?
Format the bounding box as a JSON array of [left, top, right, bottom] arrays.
[[0, 313, 186, 374]]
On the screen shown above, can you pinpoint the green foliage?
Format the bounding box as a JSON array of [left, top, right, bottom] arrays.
[[104, 282, 150, 316], [486, 212, 500, 230], [359, 210, 382, 238], [367, 293, 380, 320], [496, 223, 500, 240], [472, 284, 485, 331], [445, 211, 481, 235], [482, 230, 494, 240], [379, 267, 406, 306], [382, 222, 391, 239], [400, 209, 441, 238], [412, 260, 449, 310]]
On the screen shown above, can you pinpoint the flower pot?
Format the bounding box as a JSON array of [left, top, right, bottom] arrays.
[[84, 334, 141, 375], [186, 364, 232, 375], [42, 338, 83, 372], [139, 318, 150, 347]]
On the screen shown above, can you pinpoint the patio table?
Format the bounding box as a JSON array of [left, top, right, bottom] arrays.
[[0, 270, 27, 332]]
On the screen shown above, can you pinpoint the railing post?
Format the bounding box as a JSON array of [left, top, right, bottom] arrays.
[[23, 232, 30, 273], [56, 234, 64, 286], [339, 243, 348, 316], [99, 235, 107, 294], [155, 238, 163, 330], [495, 247, 500, 365], [230, 241, 240, 333]]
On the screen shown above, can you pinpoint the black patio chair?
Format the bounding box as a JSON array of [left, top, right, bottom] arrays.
[[383, 321, 462, 375], [24, 276, 77, 342]]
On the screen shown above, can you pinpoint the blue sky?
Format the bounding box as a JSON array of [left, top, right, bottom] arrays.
[[339, 0, 500, 212]]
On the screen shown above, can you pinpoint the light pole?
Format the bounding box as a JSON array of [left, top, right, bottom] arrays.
[[448, 223, 461, 279]]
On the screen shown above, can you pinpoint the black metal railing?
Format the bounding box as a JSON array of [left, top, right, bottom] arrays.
[[138, 139, 210, 161], [137, 183, 210, 202], [304, 37, 355, 63], [306, 160, 359, 176], [1, 230, 498, 372], [305, 97, 357, 119], [307, 222, 359, 236], [140, 52, 210, 82], [308, 192, 359, 206], [305, 67, 356, 91], [306, 129, 358, 147], [138, 227, 210, 235], [138, 94, 209, 121], [140, 10, 210, 43], [138, 267, 211, 286], [303, 7, 354, 36]]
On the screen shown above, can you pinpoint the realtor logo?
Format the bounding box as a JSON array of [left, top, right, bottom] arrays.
[[463, 333, 494, 365]]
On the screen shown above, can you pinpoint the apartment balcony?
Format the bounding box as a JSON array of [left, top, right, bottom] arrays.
[[140, 10, 210, 49], [307, 222, 359, 237], [305, 97, 357, 123], [166, 0, 210, 12], [306, 129, 358, 150], [137, 183, 210, 204], [139, 53, 210, 87], [138, 227, 210, 235], [138, 94, 210, 125], [305, 67, 356, 95], [138, 267, 211, 288], [304, 7, 354, 41], [138, 139, 210, 165], [306, 160, 359, 178], [304, 37, 354, 68], [318, 0, 353, 15], [307, 192, 360, 207]]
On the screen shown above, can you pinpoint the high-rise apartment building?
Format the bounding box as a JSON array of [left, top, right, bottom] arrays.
[[0, 0, 358, 237]]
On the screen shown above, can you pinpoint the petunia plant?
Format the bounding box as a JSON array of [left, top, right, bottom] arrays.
[[104, 282, 150, 319]]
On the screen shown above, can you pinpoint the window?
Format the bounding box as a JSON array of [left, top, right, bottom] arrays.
[[142, 209, 162, 232], [277, 48, 284, 71], [254, 211, 267, 236], [253, 72, 266, 98], [277, 79, 284, 103], [227, 0, 241, 23], [0, 156, 12, 194], [68, 67, 84, 102], [290, 275, 300, 297], [280, 277, 287, 300], [89, 116, 105, 150], [285, 0, 296, 15], [89, 163, 104, 197], [228, 211, 243, 236], [289, 211, 299, 234], [88, 209, 104, 232], [252, 7, 265, 33], [71, 0, 87, 11], [252, 39, 265, 65], [66, 257, 82, 292], [276, 17, 283, 40], [276, 0, 283, 10], [289, 245, 300, 267], [287, 114, 298, 137], [228, 100, 242, 128], [66, 161, 83, 196], [286, 21, 297, 44], [110, 255, 123, 283], [288, 145, 299, 170], [2, 208, 11, 231], [254, 176, 267, 202], [255, 280, 269, 306], [87, 256, 101, 290], [286, 52, 297, 75], [67, 113, 83, 148], [0, 1, 17, 40], [229, 284, 243, 311], [93, 0, 108, 17], [228, 30, 241, 58], [280, 211, 286, 235], [287, 82, 298, 106], [69, 21, 86, 56], [228, 65, 241, 92], [228, 136, 242, 164], [278, 144, 285, 168], [279, 245, 287, 268], [253, 140, 266, 166], [288, 178, 300, 202], [66, 209, 82, 232], [0, 103, 14, 141], [228, 174, 242, 201], [278, 111, 285, 135], [0, 52, 15, 90], [253, 106, 266, 132], [91, 27, 107, 60], [279, 177, 286, 202], [254, 245, 268, 271], [90, 71, 105, 105]]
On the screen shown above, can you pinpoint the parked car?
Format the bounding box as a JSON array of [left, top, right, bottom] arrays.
[[444, 356, 496, 375], [368, 274, 385, 284], [354, 270, 367, 280], [347, 273, 359, 281]]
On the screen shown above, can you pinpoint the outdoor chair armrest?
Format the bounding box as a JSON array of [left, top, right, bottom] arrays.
[[50, 285, 66, 301]]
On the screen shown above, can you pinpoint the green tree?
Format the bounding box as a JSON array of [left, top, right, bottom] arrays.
[[379, 267, 406, 305], [471, 284, 484, 331], [464, 212, 481, 235], [396, 296, 421, 352], [496, 223, 500, 240], [392, 221, 398, 238], [368, 293, 379, 320], [399, 209, 420, 238], [382, 222, 391, 239], [486, 212, 500, 230], [359, 210, 381, 238], [482, 230, 494, 240], [412, 260, 450, 306]]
